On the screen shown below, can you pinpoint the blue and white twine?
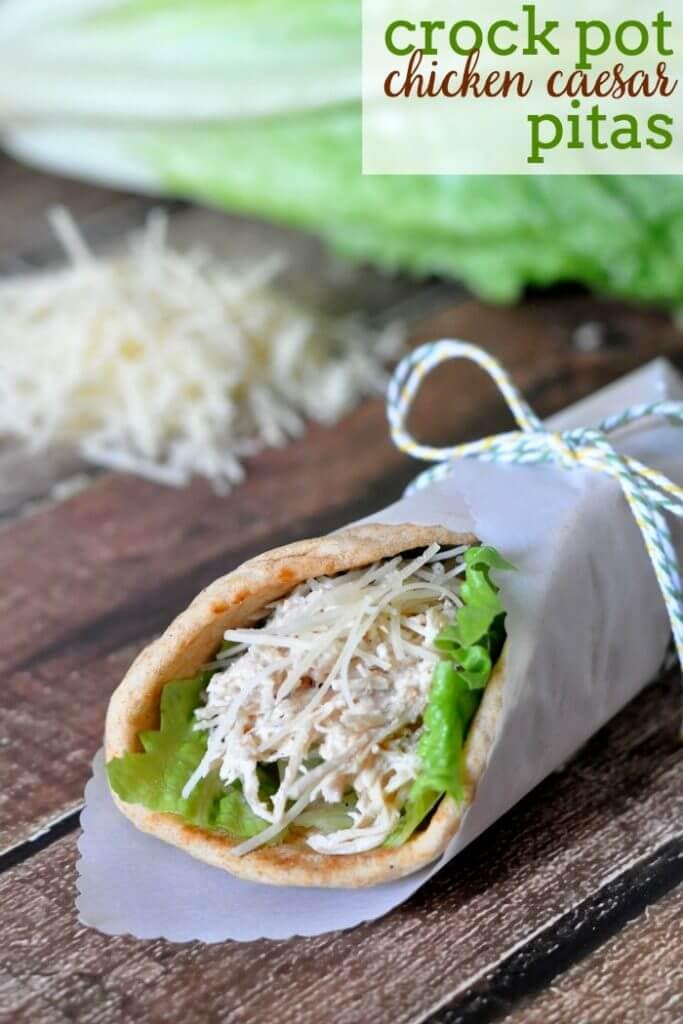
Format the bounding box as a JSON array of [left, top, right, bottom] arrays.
[[387, 339, 683, 678]]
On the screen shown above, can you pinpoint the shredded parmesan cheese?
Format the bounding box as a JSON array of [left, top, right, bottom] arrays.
[[186, 544, 470, 854], [0, 207, 403, 492]]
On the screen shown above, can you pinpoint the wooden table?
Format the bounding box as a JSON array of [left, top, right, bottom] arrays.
[[1, 156, 681, 1024]]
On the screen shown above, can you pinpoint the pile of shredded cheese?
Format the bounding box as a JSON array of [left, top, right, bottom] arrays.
[[185, 543, 469, 855], [0, 207, 403, 491]]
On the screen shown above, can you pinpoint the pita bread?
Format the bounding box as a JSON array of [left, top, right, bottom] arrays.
[[105, 522, 505, 888]]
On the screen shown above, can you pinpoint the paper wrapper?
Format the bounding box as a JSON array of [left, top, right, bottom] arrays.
[[77, 358, 683, 941]]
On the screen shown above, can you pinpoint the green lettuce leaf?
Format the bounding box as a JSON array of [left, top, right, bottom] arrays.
[[415, 661, 481, 801], [385, 545, 514, 847], [295, 795, 356, 833], [383, 786, 442, 850], [214, 783, 273, 839], [107, 672, 271, 839]]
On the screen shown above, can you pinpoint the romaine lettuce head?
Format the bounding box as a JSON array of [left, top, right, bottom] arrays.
[[3, 1, 683, 308]]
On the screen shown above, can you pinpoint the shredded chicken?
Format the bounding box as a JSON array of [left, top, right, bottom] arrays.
[[184, 543, 469, 854]]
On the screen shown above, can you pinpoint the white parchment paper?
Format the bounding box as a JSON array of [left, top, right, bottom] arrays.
[[77, 358, 683, 941]]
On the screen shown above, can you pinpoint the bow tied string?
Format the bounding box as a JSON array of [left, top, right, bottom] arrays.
[[387, 340, 683, 673]]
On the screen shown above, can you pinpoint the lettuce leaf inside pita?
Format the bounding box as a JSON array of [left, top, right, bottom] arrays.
[[385, 546, 513, 848], [107, 672, 272, 839]]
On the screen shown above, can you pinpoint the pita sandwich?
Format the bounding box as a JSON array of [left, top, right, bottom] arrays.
[[105, 522, 508, 888]]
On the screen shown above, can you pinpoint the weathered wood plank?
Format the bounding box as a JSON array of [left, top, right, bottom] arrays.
[[500, 884, 683, 1024], [428, 831, 682, 1021], [0, 447, 94, 527], [0, 671, 680, 1024], [0, 154, 158, 269], [1, 296, 681, 851]]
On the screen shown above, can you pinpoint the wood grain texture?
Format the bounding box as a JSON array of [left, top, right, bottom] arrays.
[[0, 671, 680, 1024], [427, 833, 682, 1022], [500, 885, 683, 1024], [1, 295, 682, 851], [0, 447, 93, 526], [0, 154, 158, 269]]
